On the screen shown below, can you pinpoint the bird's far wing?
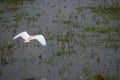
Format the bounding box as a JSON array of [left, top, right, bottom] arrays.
[[34, 35, 46, 46], [13, 31, 30, 40]]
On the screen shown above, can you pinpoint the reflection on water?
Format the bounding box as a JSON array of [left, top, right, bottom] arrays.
[[0, 0, 120, 80]]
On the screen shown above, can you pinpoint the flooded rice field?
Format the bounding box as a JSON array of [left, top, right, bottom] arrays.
[[0, 0, 120, 80]]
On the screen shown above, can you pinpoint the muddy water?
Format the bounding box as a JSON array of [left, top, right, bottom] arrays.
[[0, 0, 120, 80]]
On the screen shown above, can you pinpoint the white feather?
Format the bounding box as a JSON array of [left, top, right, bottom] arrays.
[[13, 31, 30, 40], [32, 35, 46, 46], [13, 31, 46, 46]]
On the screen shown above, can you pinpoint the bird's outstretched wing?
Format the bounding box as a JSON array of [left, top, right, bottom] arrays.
[[13, 31, 30, 40], [33, 35, 46, 46]]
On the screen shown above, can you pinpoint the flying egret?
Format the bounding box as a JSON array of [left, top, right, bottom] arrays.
[[13, 31, 46, 46]]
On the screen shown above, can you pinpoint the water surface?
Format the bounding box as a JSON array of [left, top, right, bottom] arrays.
[[0, 0, 120, 80]]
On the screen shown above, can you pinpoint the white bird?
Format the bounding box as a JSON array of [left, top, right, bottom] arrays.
[[13, 31, 46, 46]]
